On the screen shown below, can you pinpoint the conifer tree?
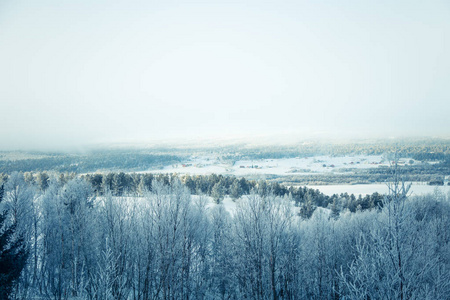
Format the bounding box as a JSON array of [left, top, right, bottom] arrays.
[[0, 184, 28, 299]]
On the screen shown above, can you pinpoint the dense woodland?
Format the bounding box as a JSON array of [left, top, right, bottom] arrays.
[[0, 139, 448, 176], [1, 167, 449, 299], [1, 171, 384, 216], [278, 161, 450, 185], [0, 151, 182, 174]]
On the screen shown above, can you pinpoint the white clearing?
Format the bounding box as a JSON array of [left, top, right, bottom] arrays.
[[145, 155, 417, 176], [306, 183, 450, 197]]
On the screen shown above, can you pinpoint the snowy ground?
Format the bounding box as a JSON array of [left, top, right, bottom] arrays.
[[195, 195, 238, 215], [306, 183, 450, 197], [141, 155, 448, 197], [106, 186, 448, 220], [232, 155, 388, 175], [146, 155, 413, 176], [196, 185, 449, 217]]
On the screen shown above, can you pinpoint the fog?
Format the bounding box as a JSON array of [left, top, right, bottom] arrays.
[[1, 0, 449, 150]]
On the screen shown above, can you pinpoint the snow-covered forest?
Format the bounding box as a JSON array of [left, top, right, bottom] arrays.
[[1, 170, 449, 299], [2, 0, 449, 298]]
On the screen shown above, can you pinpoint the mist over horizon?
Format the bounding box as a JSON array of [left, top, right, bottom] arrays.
[[1, 131, 449, 153], [1, 0, 449, 151]]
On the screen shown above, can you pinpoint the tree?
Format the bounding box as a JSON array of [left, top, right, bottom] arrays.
[[4, 172, 34, 232], [91, 192, 130, 300], [61, 178, 93, 297], [338, 163, 449, 299], [112, 172, 127, 196], [330, 198, 340, 220], [299, 192, 316, 219], [136, 176, 146, 196], [101, 173, 114, 194], [209, 204, 235, 298], [35, 172, 49, 191], [40, 179, 68, 299], [0, 184, 29, 299], [232, 192, 299, 299], [230, 179, 243, 201], [87, 174, 103, 196], [4, 172, 36, 298], [147, 179, 197, 299], [211, 180, 226, 204]]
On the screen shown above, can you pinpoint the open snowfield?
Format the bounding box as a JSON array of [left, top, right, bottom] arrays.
[[146, 155, 407, 176], [306, 183, 450, 197], [142, 155, 449, 197], [195, 186, 448, 218], [232, 155, 388, 175], [195, 195, 238, 215]]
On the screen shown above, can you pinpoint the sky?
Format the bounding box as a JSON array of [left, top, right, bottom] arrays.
[[0, 0, 449, 150]]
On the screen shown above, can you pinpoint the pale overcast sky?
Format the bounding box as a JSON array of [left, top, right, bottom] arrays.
[[0, 0, 449, 150]]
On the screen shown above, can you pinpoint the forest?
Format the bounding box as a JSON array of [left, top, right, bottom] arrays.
[[0, 151, 183, 174], [1, 167, 449, 299], [3, 0, 449, 298], [1, 139, 449, 176]]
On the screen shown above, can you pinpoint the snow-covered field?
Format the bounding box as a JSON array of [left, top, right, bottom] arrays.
[[306, 183, 450, 197], [103, 186, 448, 221], [197, 186, 449, 218], [198, 195, 238, 215], [232, 155, 388, 175], [146, 155, 410, 176], [143, 155, 449, 197]]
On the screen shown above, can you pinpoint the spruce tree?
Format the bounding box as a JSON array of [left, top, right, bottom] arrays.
[[230, 179, 243, 200], [211, 180, 226, 204], [0, 184, 28, 299]]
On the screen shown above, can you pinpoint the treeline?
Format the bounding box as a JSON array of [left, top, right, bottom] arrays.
[[279, 162, 449, 186], [1, 139, 448, 174], [224, 139, 450, 161], [0, 171, 384, 219], [0, 151, 182, 173], [0, 172, 449, 299], [411, 152, 450, 162], [80, 172, 384, 217]]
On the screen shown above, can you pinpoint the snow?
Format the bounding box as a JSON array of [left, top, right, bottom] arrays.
[[146, 156, 231, 175], [232, 155, 387, 176], [306, 183, 450, 197], [145, 155, 402, 176], [194, 195, 237, 215]]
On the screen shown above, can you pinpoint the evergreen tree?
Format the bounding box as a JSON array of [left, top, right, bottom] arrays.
[[0, 185, 29, 299], [211, 180, 226, 204], [299, 193, 316, 219], [330, 198, 340, 220], [230, 179, 243, 201], [112, 172, 127, 196], [102, 173, 114, 193], [137, 176, 146, 196], [88, 173, 104, 196], [35, 172, 49, 191]]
